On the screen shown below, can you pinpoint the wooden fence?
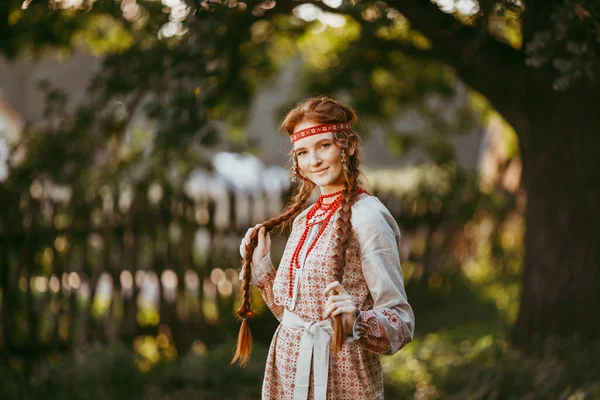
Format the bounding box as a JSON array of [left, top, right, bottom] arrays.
[[0, 164, 489, 371]]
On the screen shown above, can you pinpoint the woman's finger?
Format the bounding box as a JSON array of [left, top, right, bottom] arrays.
[[257, 227, 266, 250], [330, 305, 357, 317], [323, 281, 347, 297], [242, 224, 259, 257], [324, 299, 348, 314], [246, 224, 262, 242], [324, 294, 347, 309], [323, 281, 340, 296], [323, 303, 336, 319], [246, 224, 259, 237], [324, 300, 353, 319], [326, 294, 350, 303], [240, 234, 250, 256]]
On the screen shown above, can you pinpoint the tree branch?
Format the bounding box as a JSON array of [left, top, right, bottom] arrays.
[[268, 0, 532, 127], [267, 0, 359, 17], [392, 1, 523, 70], [389, 1, 530, 128], [374, 38, 444, 61]]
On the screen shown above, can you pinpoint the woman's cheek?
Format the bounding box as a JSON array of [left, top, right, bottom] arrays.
[[327, 147, 342, 163], [298, 159, 309, 174]]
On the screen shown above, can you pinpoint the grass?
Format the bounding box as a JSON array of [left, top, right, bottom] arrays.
[[2, 257, 599, 399]]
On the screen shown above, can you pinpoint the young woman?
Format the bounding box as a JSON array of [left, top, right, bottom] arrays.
[[234, 97, 415, 400]]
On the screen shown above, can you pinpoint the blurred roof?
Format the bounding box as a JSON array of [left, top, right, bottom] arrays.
[[184, 152, 290, 200], [0, 91, 24, 145]]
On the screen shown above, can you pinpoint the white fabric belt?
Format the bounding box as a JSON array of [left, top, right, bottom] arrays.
[[282, 309, 333, 400]]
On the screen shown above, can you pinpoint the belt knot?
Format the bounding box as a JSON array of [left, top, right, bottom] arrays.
[[282, 309, 334, 400]]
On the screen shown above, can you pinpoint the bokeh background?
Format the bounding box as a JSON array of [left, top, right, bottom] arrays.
[[1, 1, 599, 399]]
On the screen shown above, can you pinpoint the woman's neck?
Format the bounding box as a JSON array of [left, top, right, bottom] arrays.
[[319, 186, 346, 206], [318, 184, 346, 197]]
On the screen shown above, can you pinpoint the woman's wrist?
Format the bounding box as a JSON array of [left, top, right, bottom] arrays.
[[345, 306, 361, 335]]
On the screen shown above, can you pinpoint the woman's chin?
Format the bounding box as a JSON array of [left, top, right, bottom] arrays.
[[307, 172, 343, 188], [311, 177, 330, 186]]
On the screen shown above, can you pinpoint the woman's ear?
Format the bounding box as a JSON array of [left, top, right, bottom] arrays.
[[349, 142, 357, 157]]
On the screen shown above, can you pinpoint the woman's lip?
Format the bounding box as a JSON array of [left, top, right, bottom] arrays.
[[313, 168, 328, 174]]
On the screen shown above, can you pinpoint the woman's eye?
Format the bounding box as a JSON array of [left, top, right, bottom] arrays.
[[320, 144, 330, 149], [297, 152, 306, 156]]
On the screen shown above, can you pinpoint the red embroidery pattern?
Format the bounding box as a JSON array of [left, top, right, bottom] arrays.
[[380, 309, 410, 351], [290, 122, 352, 144], [257, 197, 409, 399], [357, 310, 391, 355], [257, 270, 284, 322]]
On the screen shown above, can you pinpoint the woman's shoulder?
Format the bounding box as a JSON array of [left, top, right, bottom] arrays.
[[351, 194, 400, 237], [351, 194, 389, 220]]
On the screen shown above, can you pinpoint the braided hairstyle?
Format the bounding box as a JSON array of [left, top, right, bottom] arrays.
[[232, 96, 363, 366]]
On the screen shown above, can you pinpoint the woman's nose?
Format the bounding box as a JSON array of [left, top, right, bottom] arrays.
[[309, 152, 322, 166]]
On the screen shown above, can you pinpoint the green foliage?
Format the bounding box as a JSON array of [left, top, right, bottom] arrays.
[[384, 334, 600, 399], [383, 254, 599, 399], [73, 14, 135, 56], [150, 341, 268, 399], [3, 0, 592, 192], [0, 341, 267, 400], [0, 343, 144, 400], [524, 0, 600, 91], [1, 1, 305, 193], [2, 282, 600, 400]]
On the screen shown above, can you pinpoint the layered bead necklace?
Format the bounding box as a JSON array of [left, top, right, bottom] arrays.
[[288, 187, 368, 298]]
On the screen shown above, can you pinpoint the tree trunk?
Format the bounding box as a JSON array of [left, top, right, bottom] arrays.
[[511, 86, 600, 348]]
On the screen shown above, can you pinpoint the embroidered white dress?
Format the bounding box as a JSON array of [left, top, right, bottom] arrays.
[[247, 194, 415, 400]]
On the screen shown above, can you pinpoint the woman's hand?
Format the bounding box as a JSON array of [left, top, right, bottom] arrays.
[[323, 281, 359, 335], [239, 224, 271, 266]]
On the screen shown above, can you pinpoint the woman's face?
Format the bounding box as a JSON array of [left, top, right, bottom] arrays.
[[292, 120, 354, 195]]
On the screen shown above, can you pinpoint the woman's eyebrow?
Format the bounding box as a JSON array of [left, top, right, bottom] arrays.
[[294, 138, 332, 152]]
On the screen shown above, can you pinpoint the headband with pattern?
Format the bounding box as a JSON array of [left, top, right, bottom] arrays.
[[290, 122, 352, 144]]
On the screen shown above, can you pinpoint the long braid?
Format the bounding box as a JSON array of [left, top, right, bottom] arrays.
[[232, 179, 315, 366], [330, 166, 360, 353]]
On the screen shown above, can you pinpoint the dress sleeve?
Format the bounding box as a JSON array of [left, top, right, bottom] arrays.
[[350, 199, 415, 355], [239, 252, 284, 322]]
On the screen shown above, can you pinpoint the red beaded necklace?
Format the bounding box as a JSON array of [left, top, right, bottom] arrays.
[[288, 187, 369, 297]]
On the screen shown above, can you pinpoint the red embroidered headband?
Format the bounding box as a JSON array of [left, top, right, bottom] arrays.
[[290, 122, 351, 144]]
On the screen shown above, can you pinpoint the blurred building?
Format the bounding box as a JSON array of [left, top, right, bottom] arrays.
[[0, 51, 102, 122], [245, 58, 486, 170], [0, 95, 23, 181], [0, 95, 23, 141], [0, 48, 488, 186]]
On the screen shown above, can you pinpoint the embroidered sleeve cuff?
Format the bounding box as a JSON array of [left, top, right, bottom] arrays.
[[238, 252, 275, 286], [353, 310, 392, 354]]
